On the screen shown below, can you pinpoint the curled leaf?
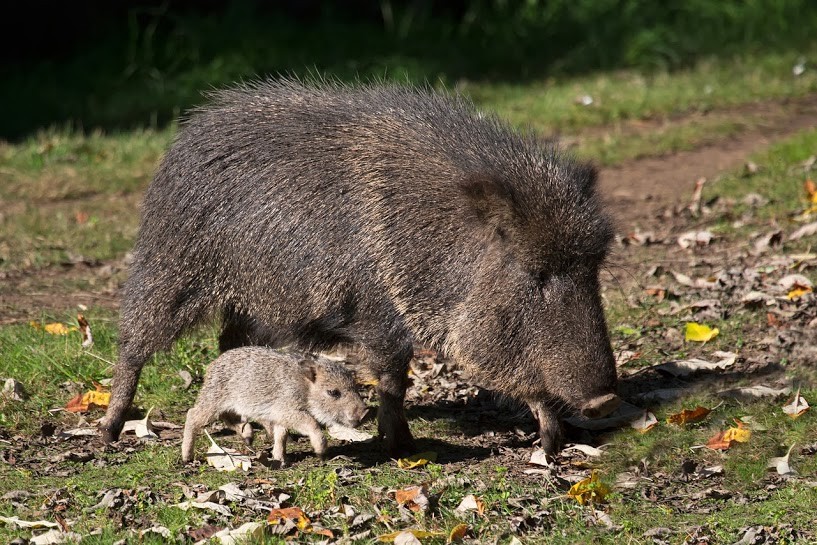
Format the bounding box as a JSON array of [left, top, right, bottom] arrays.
[[77, 314, 93, 347], [204, 430, 251, 472], [630, 411, 658, 433], [567, 470, 610, 505], [448, 523, 469, 543], [782, 388, 810, 418], [454, 494, 485, 516], [685, 322, 719, 342], [397, 451, 437, 469]]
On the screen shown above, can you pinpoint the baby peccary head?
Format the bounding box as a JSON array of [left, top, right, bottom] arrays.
[[302, 358, 369, 429]]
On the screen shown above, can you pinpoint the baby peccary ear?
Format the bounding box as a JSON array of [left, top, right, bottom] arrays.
[[300, 360, 318, 383]]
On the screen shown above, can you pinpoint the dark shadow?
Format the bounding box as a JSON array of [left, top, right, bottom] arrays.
[[3, 0, 817, 140]]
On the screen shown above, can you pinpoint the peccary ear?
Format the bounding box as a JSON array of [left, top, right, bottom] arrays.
[[576, 162, 599, 195], [459, 174, 517, 237], [300, 360, 318, 383]]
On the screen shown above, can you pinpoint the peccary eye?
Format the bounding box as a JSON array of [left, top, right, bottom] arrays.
[[327, 389, 341, 399]]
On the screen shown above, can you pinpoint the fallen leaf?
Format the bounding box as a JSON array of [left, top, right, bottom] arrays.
[[0, 516, 60, 529], [448, 523, 469, 543], [677, 230, 714, 249], [378, 529, 445, 543], [64, 383, 110, 413], [779, 274, 812, 291], [667, 406, 711, 425], [76, 314, 93, 348], [630, 411, 658, 433], [685, 322, 719, 342], [44, 322, 75, 335], [706, 420, 752, 450], [268, 506, 311, 531], [564, 444, 605, 457], [397, 451, 437, 469], [204, 430, 251, 472], [567, 471, 610, 505], [327, 424, 375, 442], [719, 385, 792, 399], [140, 526, 172, 539], [173, 500, 232, 517], [2, 378, 27, 401], [768, 444, 797, 476], [782, 388, 810, 418], [654, 353, 735, 376], [787, 286, 812, 300], [528, 449, 553, 467], [394, 485, 430, 513], [120, 406, 159, 439], [454, 494, 485, 516], [789, 221, 817, 240], [210, 522, 265, 545], [30, 529, 82, 544]]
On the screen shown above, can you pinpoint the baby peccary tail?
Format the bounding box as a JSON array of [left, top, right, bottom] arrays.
[[181, 347, 368, 466]]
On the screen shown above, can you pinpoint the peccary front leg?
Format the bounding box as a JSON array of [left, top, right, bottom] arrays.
[[368, 342, 416, 458], [528, 401, 564, 456]]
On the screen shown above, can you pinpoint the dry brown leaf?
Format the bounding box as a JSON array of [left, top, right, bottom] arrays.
[[268, 506, 311, 530], [378, 529, 445, 543], [77, 314, 93, 348], [448, 523, 469, 543], [394, 485, 430, 513], [667, 406, 711, 425]]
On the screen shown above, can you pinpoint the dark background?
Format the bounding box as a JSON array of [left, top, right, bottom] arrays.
[[2, 0, 816, 139]]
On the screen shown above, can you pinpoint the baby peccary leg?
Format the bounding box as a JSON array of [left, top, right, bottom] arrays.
[[290, 413, 327, 461], [267, 423, 288, 465], [528, 401, 564, 456]]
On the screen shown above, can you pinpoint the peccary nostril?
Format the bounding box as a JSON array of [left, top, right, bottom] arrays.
[[581, 393, 621, 419]]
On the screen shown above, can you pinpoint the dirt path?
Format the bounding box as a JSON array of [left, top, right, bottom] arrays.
[[598, 94, 817, 226]]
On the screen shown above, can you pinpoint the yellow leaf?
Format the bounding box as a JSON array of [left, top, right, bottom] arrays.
[[685, 322, 719, 342], [448, 523, 469, 543], [706, 419, 751, 450], [567, 470, 610, 505], [397, 451, 438, 469], [65, 383, 111, 413], [44, 323, 76, 335], [787, 286, 812, 300], [378, 530, 445, 543]]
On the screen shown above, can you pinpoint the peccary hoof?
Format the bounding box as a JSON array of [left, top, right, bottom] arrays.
[[100, 422, 123, 444]]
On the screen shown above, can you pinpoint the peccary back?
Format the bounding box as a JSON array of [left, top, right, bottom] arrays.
[[102, 79, 620, 455]]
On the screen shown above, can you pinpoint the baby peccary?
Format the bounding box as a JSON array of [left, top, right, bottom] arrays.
[[181, 347, 368, 465]]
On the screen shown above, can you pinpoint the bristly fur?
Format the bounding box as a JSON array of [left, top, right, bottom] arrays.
[[102, 78, 618, 455]]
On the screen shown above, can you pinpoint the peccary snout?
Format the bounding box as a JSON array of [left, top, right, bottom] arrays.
[[580, 393, 621, 419]]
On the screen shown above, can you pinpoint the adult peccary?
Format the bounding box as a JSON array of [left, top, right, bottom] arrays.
[[101, 79, 620, 455], [181, 347, 367, 465]]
